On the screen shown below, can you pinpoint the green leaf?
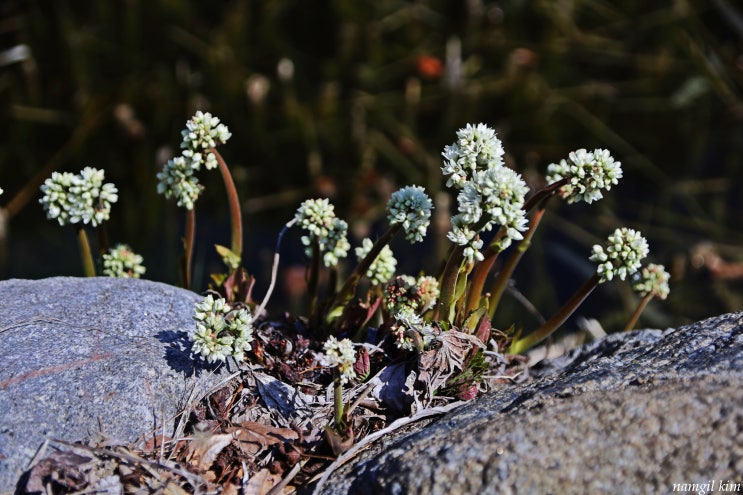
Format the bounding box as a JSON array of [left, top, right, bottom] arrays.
[[215, 244, 241, 270]]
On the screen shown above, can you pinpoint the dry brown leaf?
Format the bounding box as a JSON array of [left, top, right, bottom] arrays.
[[244, 468, 282, 495], [231, 421, 299, 455], [417, 329, 485, 403], [186, 430, 235, 471]]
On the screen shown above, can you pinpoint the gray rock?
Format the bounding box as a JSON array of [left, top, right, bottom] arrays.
[[0, 277, 231, 493], [316, 312, 743, 494]]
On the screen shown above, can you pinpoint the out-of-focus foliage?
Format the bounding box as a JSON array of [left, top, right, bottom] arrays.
[[1, 0, 743, 329]]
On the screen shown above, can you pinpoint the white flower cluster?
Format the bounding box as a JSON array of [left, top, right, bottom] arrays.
[[355, 238, 397, 286], [191, 295, 254, 363], [590, 228, 649, 283], [156, 156, 203, 210], [322, 336, 356, 385], [157, 112, 231, 209], [387, 185, 433, 243], [40, 167, 118, 227], [545, 148, 623, 204], [0, 187, 3, 195], [441, 123, 505, 189], [102, 244, 146, 278], [180, 111, 232, 170], [632, 263, 670, 300], [392, 308, 437, 351], [295, 198, 350, 267], [441, 124, 528, 262]]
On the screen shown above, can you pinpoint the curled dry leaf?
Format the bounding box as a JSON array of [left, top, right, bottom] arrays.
[[187, 431, 235, 471], [417, 328, 485, 404], [230, 421, 299, 455]]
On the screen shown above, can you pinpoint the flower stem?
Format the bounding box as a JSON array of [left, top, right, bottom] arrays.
[[307, 238, 321, 316], [464, 230, 505, 317], [333, 371, 345, 432], [437, 244, 466, 324], [327, 224, 401, 323], [211, 148, 243, 259], [76, 226, 96, 277], [183, 208, 196, 289], [488, 205, 548, 319], [624, 293, 653, 331], [509, 272, 600, 354]]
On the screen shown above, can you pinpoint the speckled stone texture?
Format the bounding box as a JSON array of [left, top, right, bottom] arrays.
[[0, 277, 231, 494], [316, 312, 743, 495]]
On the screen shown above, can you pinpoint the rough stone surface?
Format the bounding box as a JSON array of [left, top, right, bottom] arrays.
[[0, 277, 231, 493], [316, 312, 743, 494]]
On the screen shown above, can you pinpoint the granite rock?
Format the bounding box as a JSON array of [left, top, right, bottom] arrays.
[[316, 312, 743, 494], [0, 277, 230, 494]]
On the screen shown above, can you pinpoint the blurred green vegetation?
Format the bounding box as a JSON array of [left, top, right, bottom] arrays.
[[1, 0, 743, 332]]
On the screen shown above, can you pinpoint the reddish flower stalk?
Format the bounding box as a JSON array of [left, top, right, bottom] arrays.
[[211, 148, 243, 259], [624, 293, 653, 331], [182, 208, 196, 289]]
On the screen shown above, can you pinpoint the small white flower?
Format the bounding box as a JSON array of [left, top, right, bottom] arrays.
[[546, 148, 623, 204], [387, 185, 433, 243], [589, 228, 649, 283], [355, 237, 397, 285], [632, 263, 670, 300], [392, 308, 437, 351], [322, 336, 356, 385], [102, 244, 146, 278], [40, 171, 76, 226]]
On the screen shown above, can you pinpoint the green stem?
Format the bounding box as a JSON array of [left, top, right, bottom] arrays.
[[624, 293, 653, 331], [211, 148, 243, 259], [333, 371, 345, 432], [488, 205, 548, 319], [509, 273, 601, 354], [437, 244, 466, 324], [76, 226, 96, 277], [307, 238, 321, 316]]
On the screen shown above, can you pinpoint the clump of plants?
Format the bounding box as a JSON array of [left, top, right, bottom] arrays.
[[28, 114, 671, 493]]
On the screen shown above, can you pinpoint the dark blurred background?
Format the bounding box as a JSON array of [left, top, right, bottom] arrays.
[[1, 0, 743, 333]]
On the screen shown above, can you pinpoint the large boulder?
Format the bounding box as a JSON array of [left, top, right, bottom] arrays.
[[0, 277, 230, 492], [316, 312, 743, 494]]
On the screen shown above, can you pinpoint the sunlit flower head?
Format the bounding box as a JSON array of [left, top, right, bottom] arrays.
[[632, 263, 670, 300], [322, 336, 356, 385], [102, 244, 146, 278], [180, 111, 232, 170], [190, 295, 254, 363], [590, 227, 649, 283], [441, 123, 505, 189], [355, 237, 397, 286], [546, 148, 622, 204], [387, 185, 433, 243], [391, 308, 437, 351], [40, 168, 118, 227]]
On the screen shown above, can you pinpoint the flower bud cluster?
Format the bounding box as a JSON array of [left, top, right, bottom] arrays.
[[355, 238, 397, 285], [102, 244, 146, 278], [384, 274, 440, 315], [295, 198, 350, 267], [590, 227, 649, 283], [180, 111, 232, 170], [157, 112, 231, 209], [191, 295, 254, 363], [40, 167, 118, 227], [546, 148, 622, 204], [322, 336, 356, 385], [441, 124, 529, 262], [387, 185, 433, 243], [391, 308, 437, 351], [632, 263, 670, 300]]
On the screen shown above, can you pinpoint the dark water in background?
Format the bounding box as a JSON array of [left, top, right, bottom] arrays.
[[2, 1, 743, 331]]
